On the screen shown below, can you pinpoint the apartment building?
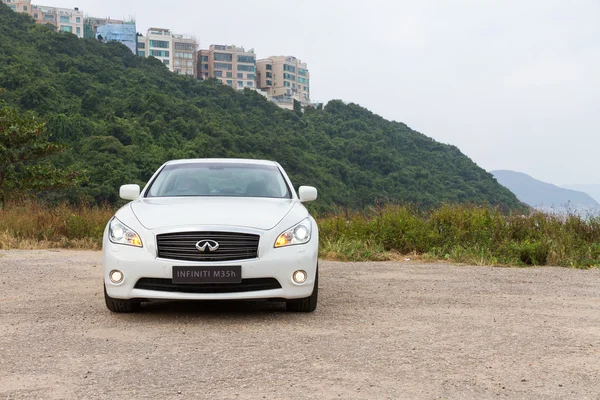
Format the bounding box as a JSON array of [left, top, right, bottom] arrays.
[[198, 45, 256, 89], [141, 28, 172, 67], [2, 0, 84, 37], [197, 49, 210, 80], [87, 19, 137, 53], [32, 4, 84, 37], [257, 56, 310, 102], [137, 28, 198, 76], [1, 0, 29, 13], [136, 35, 146, 57], [172, 34, 197, 76], [84, 17, 123, 37]]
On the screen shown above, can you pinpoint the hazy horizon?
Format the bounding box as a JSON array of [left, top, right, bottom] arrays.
[[39, 0, 599, 186]]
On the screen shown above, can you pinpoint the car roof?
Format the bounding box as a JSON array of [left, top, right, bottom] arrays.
[[165, 158, 278, 167]]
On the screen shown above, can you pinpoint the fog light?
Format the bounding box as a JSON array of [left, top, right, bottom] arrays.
[[109, 270, 124, 284], [293, 270, 307, 284]]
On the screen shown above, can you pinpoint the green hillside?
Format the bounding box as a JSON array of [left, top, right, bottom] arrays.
[[0, 4, 522, 211]]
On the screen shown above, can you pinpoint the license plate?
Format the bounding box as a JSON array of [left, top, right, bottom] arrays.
[[172, 266, 242, 284]]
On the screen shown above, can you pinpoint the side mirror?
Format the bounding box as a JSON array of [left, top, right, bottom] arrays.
[[298, 186, 318, 202], [120, 184, 140, 201]]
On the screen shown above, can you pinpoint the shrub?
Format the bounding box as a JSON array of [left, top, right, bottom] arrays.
[[319, 205, 600, 267], [2, 201, 599, 268]]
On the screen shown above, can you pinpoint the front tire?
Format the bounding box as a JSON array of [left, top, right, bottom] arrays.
[[286, 266, 318, 313], [104, 285, 141, 313]]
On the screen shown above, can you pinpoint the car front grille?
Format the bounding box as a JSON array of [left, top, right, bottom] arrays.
[[134, 278, 281, 294], [156, 231, 260, 262]]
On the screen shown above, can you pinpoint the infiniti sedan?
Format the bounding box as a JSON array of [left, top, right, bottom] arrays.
[[103, 159, 319, 312]]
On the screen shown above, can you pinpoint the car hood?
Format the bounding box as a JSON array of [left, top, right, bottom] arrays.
[[130, 197, 296, 231]]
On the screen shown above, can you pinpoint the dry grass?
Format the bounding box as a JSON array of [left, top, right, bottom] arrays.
[[2, 202, 600, 267], [0, 201, 115, 250]]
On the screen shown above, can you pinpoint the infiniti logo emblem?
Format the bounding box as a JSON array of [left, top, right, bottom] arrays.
[[196, 240, 220, 252]]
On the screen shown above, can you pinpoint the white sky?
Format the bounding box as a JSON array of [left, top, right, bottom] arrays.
[[45, 0, 600, 185]]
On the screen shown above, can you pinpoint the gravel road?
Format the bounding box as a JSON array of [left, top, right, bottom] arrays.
[[1, 250, 600, 399]]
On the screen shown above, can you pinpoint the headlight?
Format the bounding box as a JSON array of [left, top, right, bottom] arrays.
[[275, 218, 312, 248], [108, 218, 143, 247]]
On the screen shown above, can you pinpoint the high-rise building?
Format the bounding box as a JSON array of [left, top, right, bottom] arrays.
[[1, 0, 30, 13], [2, 0, 84, 38], [172, 34, 197, 76], [197, 49, 210, 80], [137, 28, 197, 76], [83, 17, 135, 42], [199, 44, 256, 89], [257, 56, 310, 103], [136, 34, 146, 57], [143, 27, 172, 67], [93, 20, 137, 53], [84, 17, 124, 38], [32, 4, 84, 37]]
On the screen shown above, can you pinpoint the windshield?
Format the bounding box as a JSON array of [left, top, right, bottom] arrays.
[[146, 162, 292, 199]]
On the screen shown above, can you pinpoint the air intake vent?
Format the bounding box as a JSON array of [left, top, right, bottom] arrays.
[[134, 278, 280, 293]]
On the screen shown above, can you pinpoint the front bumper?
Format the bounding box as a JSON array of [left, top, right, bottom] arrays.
[[103, 235, 318, 301]]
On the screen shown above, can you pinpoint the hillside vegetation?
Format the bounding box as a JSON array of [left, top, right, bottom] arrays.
[[0, 5, 522, 211]]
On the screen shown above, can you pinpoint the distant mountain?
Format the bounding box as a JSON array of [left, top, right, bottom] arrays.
[[491, 170, 599, 210], [562, 185, 600, 204]]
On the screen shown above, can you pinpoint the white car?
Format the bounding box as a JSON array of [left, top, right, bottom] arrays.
[[103, 158, 319, 313]]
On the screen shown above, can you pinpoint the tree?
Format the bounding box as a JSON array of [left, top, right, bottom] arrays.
[[0, 103, 85, 207], [293, 99, 302, 117]]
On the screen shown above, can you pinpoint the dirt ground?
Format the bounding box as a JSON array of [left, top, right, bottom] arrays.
[[1, 250, 600, 399]]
